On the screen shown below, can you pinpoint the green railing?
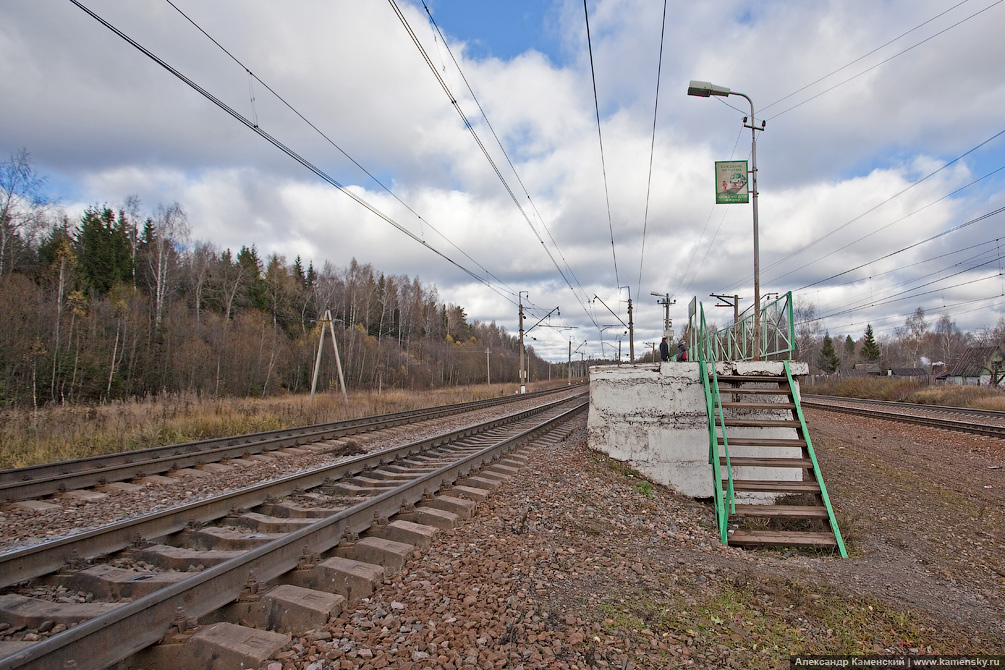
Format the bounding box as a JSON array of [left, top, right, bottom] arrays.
[[689, 291, 794, 362], [693, 301, 734, 542], [784, 361, 848, 557]]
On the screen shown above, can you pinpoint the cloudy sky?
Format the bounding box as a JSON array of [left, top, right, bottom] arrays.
[[3, 0, 1004, 362]]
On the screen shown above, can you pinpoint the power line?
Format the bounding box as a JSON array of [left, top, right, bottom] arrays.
[[635, 0, 668, 304], [760, 0, 975, 114], [161, 0, 518, 300], [387, 0, 602, 329], [415, 0, 600, 329], [70, 0, 518, 306], [764, 0, 1004, 121], [582, 0, 620, 288]]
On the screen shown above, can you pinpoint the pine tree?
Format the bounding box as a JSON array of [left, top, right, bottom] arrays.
[[861, 324, 881, 363], [818, 332, 840, 373]]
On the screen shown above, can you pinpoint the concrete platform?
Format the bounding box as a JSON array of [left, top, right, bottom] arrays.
[[588, 361, 808, 500]]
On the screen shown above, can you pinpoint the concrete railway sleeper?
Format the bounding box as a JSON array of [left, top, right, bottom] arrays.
[[0, 385, 584, 504], [0, 396, 587, 670]]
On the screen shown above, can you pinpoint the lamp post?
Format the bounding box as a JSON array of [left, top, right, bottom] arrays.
[[687, 80, 764, 360]]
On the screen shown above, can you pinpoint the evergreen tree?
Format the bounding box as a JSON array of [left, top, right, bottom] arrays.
[[844, 335, 855, 358], [818, 332, 840, 373], [861, 324, 881, 362], [76, 206, 133, 296]]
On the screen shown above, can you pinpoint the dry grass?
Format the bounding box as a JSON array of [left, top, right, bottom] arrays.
[[805, 376, 1005, 410], [0, 381, 569, 470]]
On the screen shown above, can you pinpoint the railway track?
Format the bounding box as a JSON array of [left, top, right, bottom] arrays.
[[0, 385, 582, 504], [801, 393, 1005, 439], [0, 390, 588, 670]]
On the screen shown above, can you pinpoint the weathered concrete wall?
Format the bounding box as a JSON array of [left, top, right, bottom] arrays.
[[587, 361, 808, 500]]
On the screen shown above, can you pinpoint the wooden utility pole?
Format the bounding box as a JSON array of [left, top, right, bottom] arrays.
[[310, 310, 348, 404]]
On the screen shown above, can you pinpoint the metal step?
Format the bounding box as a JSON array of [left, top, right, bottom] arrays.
[[731, 479, 821, 493], [728, 529, 837, 548], [718, 437, 806, 447], [718, 418, 801, 428], [715, 375, 787, 383], [732, 504, 829, 519], [721, 457, 813, 468], [716, 401, 796, 410]]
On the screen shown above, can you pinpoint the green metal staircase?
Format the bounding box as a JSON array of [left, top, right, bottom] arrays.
[[693, 294, 847, 556]]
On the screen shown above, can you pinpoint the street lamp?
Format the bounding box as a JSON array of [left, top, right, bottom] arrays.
[[687, 80, 765, 360]]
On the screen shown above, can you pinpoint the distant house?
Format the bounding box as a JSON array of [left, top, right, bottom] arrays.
[[888, 367, 929, 378], [943, 346, 1005, 387]]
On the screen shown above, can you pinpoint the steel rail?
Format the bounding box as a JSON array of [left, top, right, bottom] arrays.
[[0, 391, 587, 589], [0, 398, 588, 670], [803, 394, 1005, 420], [801, 396, 1005, 439], [0, 385, 584, 503]]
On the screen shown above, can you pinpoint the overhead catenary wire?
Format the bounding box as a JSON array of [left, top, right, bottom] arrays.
[[582, 0, 621, 289], [634, 0, 668, 305], [69, 0, 518, 306], [764, 0, 1004, 121], [162, 0, 517, 300], [387, 0, 602, 330], [415, 0, 599, 328]]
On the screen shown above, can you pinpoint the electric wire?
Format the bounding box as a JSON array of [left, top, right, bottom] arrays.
[[69, 0, 518, 307], [760, 0, 975, 114], [721, 127, 1005, 292], [582, 0, 621, 289], [162, 0, 517, 300], [634, 0, 668, 304], [773, 163, 1005, 287], [415, 0, 599, 327], [387, 0, 602, 330], [764, 0, 1004, 121], [797, 206, 1005, 292]]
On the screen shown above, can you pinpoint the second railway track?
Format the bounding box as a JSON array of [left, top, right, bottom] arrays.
[[802, 393, 1005, 439], [0, 390, 588, 670]]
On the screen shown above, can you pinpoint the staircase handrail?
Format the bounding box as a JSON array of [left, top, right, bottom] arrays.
[[695, 301, 734, 543], [693, 291, 795, 361], [783, 360, 849, 558]]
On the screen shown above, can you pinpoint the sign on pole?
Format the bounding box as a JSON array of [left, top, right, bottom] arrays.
[[714, 160, 749, 204]]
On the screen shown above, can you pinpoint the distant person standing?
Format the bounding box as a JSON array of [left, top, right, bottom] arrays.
[[659, 337, 670, 362], [677, 341, 687, 361]]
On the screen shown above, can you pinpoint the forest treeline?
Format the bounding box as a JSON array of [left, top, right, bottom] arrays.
[[0, 151, 552, 407]]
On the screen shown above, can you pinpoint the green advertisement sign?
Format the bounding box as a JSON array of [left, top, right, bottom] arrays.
[[715, 160, 749, 204]]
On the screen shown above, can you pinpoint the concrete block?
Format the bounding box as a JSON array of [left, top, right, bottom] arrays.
[[136, 475, 176, 485], [135, 544, 243, 570], [58, 489, 108, 502], [284, 556, 384, 603], [153, 622, 289, 670], [263, 585, 344, 633], [99, 481, 146, 493], [488, 463, 520, 476], [402, 506, 460, 529], [166, 468, 209, 478], [181, 527, 283, 551], [235, 512, 317, 533], [10, 500, 61, 512], [473, 470, 509, 482], [334, 536, 413, 571], [456, 476, 499, 491], [0, 594, 120, 627], [451, 485, 489, 502], [194, 462, 231, 473], [247, 453, 275, 462], [225, 458, 255, 467], [62, 564, 188, 600], [371, 520, 437, 549], [420, 494, 476, 518]]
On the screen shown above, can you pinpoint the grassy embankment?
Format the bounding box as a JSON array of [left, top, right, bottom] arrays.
[[805, 377, 1005, 411], [0, 381, 571, 470]]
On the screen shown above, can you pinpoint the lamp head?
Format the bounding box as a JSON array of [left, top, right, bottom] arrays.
[[687, 80, 731, 97]]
